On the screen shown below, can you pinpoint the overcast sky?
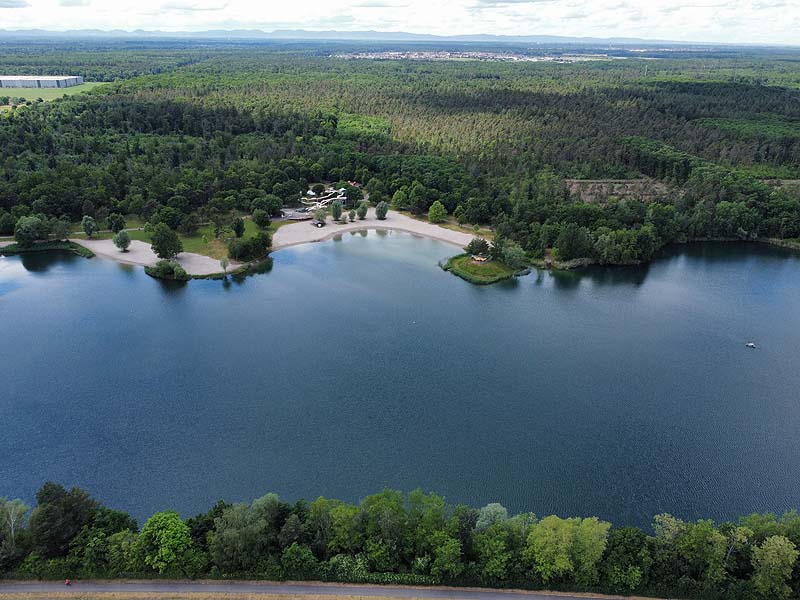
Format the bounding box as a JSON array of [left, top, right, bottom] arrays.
[[0, 0, 797, 45]]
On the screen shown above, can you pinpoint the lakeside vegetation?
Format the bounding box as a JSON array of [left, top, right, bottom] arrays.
[[4, 483, 800, 600], [0, 240, 94, 258], [0, 41, 799, 273], [444, 254, 517, 285]]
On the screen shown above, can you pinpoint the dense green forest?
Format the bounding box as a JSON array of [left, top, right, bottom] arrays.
[[1, 41, 799, 266], [4, 482, 800, 600]]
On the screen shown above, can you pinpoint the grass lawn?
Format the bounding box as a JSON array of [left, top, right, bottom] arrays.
[[83, 217, 280, 260], [0, 82, 107, 104], [444, 254, 517, 285]]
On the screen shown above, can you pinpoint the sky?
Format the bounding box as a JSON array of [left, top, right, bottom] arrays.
[[0, 0, 798, 45]]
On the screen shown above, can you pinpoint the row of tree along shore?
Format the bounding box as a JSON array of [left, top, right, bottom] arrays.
[[3, 483, 800, 600]]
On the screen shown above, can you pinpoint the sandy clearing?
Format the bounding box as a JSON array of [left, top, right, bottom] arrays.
[[272, 209, 473, 251], [72, 239, 236, 277]]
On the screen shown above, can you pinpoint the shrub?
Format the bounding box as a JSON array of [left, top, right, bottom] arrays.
[[227, 231, 272, 261], [375, 201, 389, 220], [356, 202, 368, 220], [145, 260, 191, 281]]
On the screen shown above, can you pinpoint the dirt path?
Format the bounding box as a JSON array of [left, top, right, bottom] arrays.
[[0, 580, 657, 600]]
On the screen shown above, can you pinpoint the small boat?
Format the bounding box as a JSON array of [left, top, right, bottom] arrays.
[[745, 342, 757, 349]]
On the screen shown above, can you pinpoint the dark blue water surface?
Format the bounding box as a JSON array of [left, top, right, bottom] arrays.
[[2, 231, 800, 528]]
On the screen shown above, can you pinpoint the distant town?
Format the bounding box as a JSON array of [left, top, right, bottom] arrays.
[[334, 50, 622, 62]]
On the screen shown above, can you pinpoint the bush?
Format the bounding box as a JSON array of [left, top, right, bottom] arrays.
[[227, 231, 272, 261], [375, 201, 389, 220], [356, 202, 368, 220], [145, 260, 190, 281]]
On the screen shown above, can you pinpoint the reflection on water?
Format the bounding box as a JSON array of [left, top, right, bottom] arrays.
[[2, 235, 800, 528]]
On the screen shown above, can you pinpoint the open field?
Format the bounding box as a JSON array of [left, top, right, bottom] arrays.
[[0, 82, 107, 102]]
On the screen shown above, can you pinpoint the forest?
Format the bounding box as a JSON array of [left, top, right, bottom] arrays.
[[1, 41, 799, 266], [3, 482, 800, 600]]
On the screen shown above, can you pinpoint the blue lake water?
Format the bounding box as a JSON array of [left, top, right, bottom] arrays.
[[1, 230, 800, 527]]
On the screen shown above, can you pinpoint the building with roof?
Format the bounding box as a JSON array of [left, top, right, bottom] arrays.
[[0, 76, 84, 89]]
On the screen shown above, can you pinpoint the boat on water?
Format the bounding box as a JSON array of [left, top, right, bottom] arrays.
[[745, 342, 757, 349]]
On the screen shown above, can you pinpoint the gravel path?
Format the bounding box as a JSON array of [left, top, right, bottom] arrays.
[[272, 209, 473, 251], [72, 239, 235, 277], [0, 580, 645, 600]]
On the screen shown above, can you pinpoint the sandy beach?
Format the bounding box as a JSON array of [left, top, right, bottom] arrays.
[[272, 208, 473, 251], [72, 238, 236, 277]]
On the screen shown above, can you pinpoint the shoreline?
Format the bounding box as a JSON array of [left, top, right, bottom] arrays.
[[271, 208, 473, 252]]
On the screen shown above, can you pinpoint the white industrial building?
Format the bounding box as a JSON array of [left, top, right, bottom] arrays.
[[0, 76, 84, 89]]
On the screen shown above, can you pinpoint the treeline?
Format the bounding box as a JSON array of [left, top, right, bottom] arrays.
[[2, 46, 800, 267], [3, 483, 800, 600]]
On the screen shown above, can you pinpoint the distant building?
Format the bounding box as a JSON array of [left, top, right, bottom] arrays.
[[0, 76, 84, 89]]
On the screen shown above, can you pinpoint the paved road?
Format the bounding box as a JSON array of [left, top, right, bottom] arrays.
[[0, 581, 637, 600]]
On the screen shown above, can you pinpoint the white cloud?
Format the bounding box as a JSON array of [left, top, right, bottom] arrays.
[[0, 0, 795, 45]]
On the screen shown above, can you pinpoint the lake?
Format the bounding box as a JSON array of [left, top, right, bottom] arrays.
[[2, 230, 800, 528]]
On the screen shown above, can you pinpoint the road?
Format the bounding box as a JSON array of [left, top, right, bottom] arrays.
[[0, 581, 646, 600]]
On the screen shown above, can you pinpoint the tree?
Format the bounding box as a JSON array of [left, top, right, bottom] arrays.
[[476, 504, 509, 532], [751, 535, 798, 599], [348, 209, 356, 222], [314, 209, 327, 224], [14, 216, 43, 248], [356, 202, 368, 220], [453, 205, 466, 225], [430, 531, 464, 579], [281, 542, 318, 579], [50, 218, 70, 241], [252, 209, 271, 229], [113, 230, 131, 252], [501, 241, 528, 270], [391, 190, 408, 209], [178, 213, 201, 236], [107, 213, 126, 234], [29, 482, 98, 558], [0, 498, 29, 553], [331, 200, 343, 221], [428, 200, 448, 224], [375, 201, 389, 220], [465, 237, 489, 256], [150, 223, 183, 260], [524, 515, 610, 586], [311, 183, 325, 195], [232, 217, 245, 238], [553, 223, 592, 261], [220, 257, 230, 274], [82, 215, 99, 238], [137, 511, 194, 575]]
